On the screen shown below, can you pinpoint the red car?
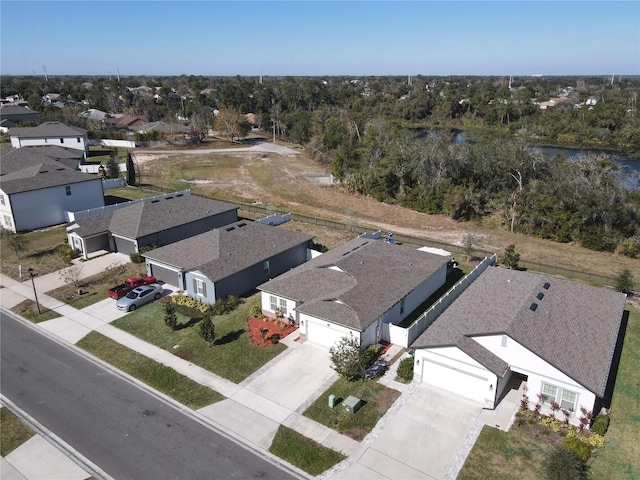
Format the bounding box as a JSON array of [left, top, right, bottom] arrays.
[[108, 275, 157, 299]]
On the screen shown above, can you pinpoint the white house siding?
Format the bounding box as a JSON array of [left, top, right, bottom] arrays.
[[9, 180, 104, 231], [414, 346, 497, 407], [185, 271, 216, 304], [472, 335, 596, 419], [11, 135, 89, 156], [381, 263, 447, 341], [0, 188, 16, 232], [260, 293, 295, 319]]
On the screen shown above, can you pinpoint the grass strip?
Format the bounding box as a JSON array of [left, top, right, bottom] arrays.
[[269, 425, 345, 476], [0, 407, 36, 456], [11, 299, 61, 323], [77, 331, 223, 409]]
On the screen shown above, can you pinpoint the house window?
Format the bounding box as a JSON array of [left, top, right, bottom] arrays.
[[0, 195, 5, 206], [65, 186, 72, 196], [263, 261, 270, 274], [561, 390, 578, 411], [279, 298, 287, 314], [270, 295, 278, 312], [3, 215, 12, 228], [541, 383, 557, 404], [400, 297, 405, 314], [194, 278, 207, 297]]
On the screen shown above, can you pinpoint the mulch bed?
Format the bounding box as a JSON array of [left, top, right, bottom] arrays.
[[248, 316, 297, 347]]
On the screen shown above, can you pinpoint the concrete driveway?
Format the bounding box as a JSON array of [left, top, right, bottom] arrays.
[[328, 384, 482, 480]]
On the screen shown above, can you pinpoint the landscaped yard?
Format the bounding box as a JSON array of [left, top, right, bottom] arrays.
[[303, 376, 401, 441], [77, 331, 222, 409], [458, 305, 640, 480], [0, 226, 70, 279], [46, 261, 148, 309], [111, 294, 289, 383]]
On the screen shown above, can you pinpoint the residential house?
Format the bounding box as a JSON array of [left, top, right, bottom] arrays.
[[410, 267, 627, 422], [143, 220, 314, 300], [0, 105, 40, 126], [0, 148, 104, 232], [66, 193, 238, 258], [258, 237, 449, 348], [103, 114, 147, 129], [9, 122, 89, 158]]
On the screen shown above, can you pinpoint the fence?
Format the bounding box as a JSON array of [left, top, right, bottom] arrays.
[[389, 255, 497, 347], [137, 184, 639, 290]]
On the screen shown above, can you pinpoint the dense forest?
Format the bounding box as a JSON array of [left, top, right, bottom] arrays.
[[2, 74, 639, 256]]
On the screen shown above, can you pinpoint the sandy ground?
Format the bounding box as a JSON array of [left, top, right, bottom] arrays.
[[132, 143, 640, 281]]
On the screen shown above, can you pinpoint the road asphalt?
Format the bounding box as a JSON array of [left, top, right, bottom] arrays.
[[0, 253, 521, 479]]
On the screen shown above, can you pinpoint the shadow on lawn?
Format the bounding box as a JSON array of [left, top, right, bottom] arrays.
[[175, 317, 204, 330], [214, 329, 245, 346]]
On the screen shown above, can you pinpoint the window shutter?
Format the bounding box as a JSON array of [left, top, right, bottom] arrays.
[[193, 278, 197, 294], [202, 282, 207, 297]]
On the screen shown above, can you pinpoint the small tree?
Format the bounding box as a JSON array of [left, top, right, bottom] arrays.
[[614, 268, 634, 294], [461, 232, 481, 261], [8, 231, 30, 260], [164, 302, 178, 331], [60, 264, 84, 294], [501, 244, 521, 269], [199, 315, 216, 348], [105, 149, 121, 179], [329, 336, 367, 381]]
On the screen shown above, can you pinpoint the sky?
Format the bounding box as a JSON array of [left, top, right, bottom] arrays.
[[1, 1, 638, 77]]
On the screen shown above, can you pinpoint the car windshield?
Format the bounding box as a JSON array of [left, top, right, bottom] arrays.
[[125, 291, 139, 299]]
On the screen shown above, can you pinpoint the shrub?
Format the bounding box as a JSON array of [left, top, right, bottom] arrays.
[[396, 356, 414, 381], [171, 292, 211, 315], [564, 437, 592, 462], [590, 413, 610, 436], [248, 303, 264, 319], [269, 333, 281, 344], [542, 446, 588, 480], [211, 295, 241, 316], [329, 336, 368, 381], [363, 344, 379, 366], [614, 268, 634, 294], [130, 252, 144, 263], [55, 243, 80, 264], [163, 303, 178, 330]]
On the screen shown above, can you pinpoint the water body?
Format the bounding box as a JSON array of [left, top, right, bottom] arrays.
[[441, 130, 640, 190]]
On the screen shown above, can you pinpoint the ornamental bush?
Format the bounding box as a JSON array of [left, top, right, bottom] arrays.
[[396, 357, 414, 381], [563, 436, 592, 462], [590, 413, 610, 436]]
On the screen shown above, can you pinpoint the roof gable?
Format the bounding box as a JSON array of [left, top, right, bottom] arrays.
[[9, 121, 87, 138]]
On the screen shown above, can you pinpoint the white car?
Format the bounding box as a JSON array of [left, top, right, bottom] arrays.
[[116, 283, 163, 312]]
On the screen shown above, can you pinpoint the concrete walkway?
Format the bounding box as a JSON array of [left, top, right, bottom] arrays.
[[0, 256, 520, 479]]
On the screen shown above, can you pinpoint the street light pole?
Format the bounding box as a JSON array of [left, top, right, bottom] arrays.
[[28, 267, 41, 315]]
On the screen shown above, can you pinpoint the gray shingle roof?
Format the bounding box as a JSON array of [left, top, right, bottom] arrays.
[[0, 147, 98, 194], [9, 121, 87, 138], [71, 194, 238, 240], [411, 267, 627, 397], [259, 238, 449, 331], [144, 220, 314, 281]]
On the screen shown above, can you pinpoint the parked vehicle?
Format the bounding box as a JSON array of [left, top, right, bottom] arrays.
[[108, 275, 157, 299], [116, 284, 163, 312]]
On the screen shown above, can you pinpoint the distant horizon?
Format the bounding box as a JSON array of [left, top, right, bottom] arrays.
[[2, 1, 638, 77]]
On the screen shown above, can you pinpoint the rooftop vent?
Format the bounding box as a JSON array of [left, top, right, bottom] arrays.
[[529, 303, 538, 311], [151, 200, 159, 203], [226, 227, 235, 231], [176, 193, 184, 197], [238, 222, 247, 227], [166, 195, 174, 199], [537, 292, 544, 300], [543, 282, 550, 290]]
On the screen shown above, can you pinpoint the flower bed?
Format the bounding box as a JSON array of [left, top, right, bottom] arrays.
[[248, 316, 297, 347]]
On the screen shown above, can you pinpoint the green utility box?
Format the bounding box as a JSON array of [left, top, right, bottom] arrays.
[[343, 395, 362, 414]]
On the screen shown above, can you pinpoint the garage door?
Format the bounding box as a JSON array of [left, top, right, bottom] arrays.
[[306, 320, 350, 348], [113, 236, 136, 255], [421, 358, 489, 404], [149, 263, 181, 288]]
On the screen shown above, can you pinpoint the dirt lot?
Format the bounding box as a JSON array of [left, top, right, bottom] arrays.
[[132, 141, 639, 282]]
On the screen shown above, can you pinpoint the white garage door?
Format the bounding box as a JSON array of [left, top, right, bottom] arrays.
[[306, 320, 350, 348], [422, 358, 489, 404]]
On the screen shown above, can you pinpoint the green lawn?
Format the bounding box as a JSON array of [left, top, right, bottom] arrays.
[[303, 376, 401, 441], [0, 407, 36, 456], [269, 425, 346, 476], [0, 226, 70, 279], [111, 294, 287, 383], [77, 331, 222, 409], [459, 305, 640, 480], [11, 299, 61, 323]]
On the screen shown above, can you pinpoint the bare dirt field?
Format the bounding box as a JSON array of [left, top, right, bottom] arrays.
[[132, 142, 639, 283]]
